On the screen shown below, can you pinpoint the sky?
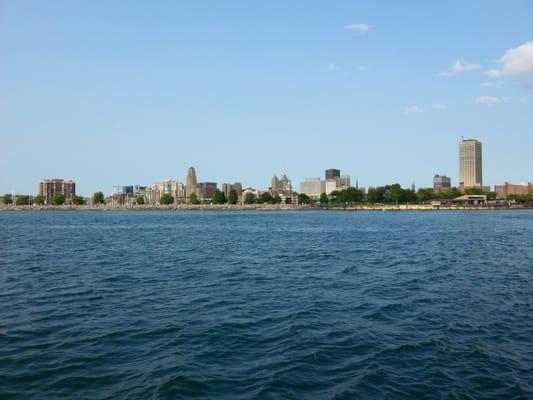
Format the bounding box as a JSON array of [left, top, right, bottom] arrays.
[[1, 1, 533, 196]]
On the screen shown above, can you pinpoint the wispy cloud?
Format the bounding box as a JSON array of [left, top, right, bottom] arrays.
[[404, 104, 447, 115], [440, 60, 480, 76], [488, 42, 533, 82], [344, 23, 372, 35], [475, 96, 509, 105]]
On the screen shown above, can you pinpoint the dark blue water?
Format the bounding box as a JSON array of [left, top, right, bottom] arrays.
[[1, 211, 532, 399]]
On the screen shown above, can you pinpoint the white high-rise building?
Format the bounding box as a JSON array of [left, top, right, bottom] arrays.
[[300, 178, 325, 198], [459, 139, 483, 189]]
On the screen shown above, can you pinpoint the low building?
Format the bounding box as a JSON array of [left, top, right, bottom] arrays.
[[494, 182, 533, 198], [38, 178, 76, 205], [196, 182, 217, 201], [433, 175, 451, 193], [451, 194, 487, 206], [300, 178, 325, 199], [145, 180, 185, 204]]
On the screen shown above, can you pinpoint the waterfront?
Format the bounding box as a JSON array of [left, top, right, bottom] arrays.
[[1, 211, 532, 399]]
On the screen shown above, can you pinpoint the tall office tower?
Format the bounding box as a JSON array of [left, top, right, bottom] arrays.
[[325, 169, 340, 180], [433, 175, 451, 193], [459, 139, 483, 189], [186, 167, 197, 198]]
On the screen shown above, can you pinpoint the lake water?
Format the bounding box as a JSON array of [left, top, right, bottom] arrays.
[[1, 211, 532, 399]]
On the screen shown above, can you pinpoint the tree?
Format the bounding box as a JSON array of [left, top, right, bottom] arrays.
[[136, 196, 145, 205], [189, 192, 200, 205], [285, 196, 292, 204], [367, 187, 385, 203], [417, 188, 434, 203], [72, 195, 85, 205], [34, 195, 45, 205], [389, 184, 406, 204], [273, 195, 281, 204], [487, 192, 498, 201], [212, 189, 227, 204], [465, 188, 484, 195], [244, 192, 256, 204], [298, 193, 311, 204], [260, 192, 274, 204], [2, 194, 13, 205], [320, 192, 329, 204], [15, 195, 30, 206], [52, 193, 65, 205], [160, 193, 174, 205], [92, 192, 105, 204], [227, 189, 238, 205]]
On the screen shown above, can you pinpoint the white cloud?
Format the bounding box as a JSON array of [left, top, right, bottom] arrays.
[[328, 63, 337, 71], [344, 23, 372, 34], [488, 42, 533, 78], [404, 104, 447, 114], [440, 60, 480, 76], [475, 96, 509, 105]]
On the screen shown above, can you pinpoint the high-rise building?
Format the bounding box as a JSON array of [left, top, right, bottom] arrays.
[[325, 169, 340, 180], [459, 139, 483, 189], [144, 180, 185, 204], [222, 182, 243, 198], [196, 182, 217, 201], [271, 174, 292, 191], [433, 175, 451, 193], [38, 179, 76, 205], [300, 178, 325, 199], [186, 167, 198, 199]]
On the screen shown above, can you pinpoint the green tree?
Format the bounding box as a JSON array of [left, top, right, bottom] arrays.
[[33, 195, 45, 205], [227, 189, 238, 205], [160, 193, 174, 205], [487, 192, 498, 201], [189, 192, 200, 204], [92, 192, 105, 204], [285, 196, 292, 204], [465, 188, 484, 195], [52, 193, 65, 205], [212, 189, 227, 204], [260, 192, 274, 204], [367, 187, 385, 203], [72, 195, 85, 205], [136, 196, 145, 205], [244, 192, 256, 204], [273, 195, 281, 204], [15, 195, 30, 206], [2, 194, 13, 205], [320, 192, 329, 204], [417, 188, 434, 203], [389, 184, 406, 204], [298, 193, 311, 204]]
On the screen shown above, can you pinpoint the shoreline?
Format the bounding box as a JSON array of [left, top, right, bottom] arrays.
[[1, 204, 531, 212]]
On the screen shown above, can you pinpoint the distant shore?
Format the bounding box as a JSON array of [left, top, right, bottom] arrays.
[[1, 204, 531, 212]]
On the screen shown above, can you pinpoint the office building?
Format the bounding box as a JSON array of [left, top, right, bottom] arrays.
[[300, 178, 325, 199], [433, 175, 451, 193], [196, 182, 217, 201], [145, 180, 185, 204], [222, 182, 243, 198], [38, 178, 76, 205], [459, 139, 483, 189], [186, 167, 198, 199], [325, 169, 340, 180], [494, 182, 533, 198]]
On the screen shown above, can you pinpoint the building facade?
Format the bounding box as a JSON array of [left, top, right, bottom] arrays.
[[325, 169, 340, 180], [433, 175, 451, 193], [186, 167, 198, 200], [145, 180, 185, 204], [222, 182, 243, 199], [300, 178, 325, 199], [271, 174, 292, 191], [196, 182, 217, 201], [38, 178, 76, 205], [459, 139, 483, 189], [494, 182, 533, 198]]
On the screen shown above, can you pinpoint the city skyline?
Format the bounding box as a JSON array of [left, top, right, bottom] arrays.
[[1, 1, 533, 195]]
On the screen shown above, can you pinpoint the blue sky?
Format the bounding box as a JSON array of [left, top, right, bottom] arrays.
[[1, 1, 532, 196]]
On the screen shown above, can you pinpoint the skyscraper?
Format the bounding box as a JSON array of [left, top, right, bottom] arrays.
[[459, 139, 483, 189], [186, 167, 197, 199], [325, 169, 340, 180]]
